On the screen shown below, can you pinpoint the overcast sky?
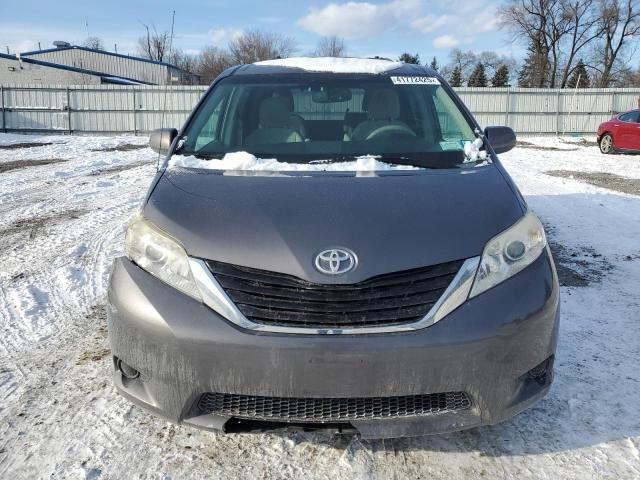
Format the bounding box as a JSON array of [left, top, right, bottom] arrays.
[[0, 0, 524, 63]]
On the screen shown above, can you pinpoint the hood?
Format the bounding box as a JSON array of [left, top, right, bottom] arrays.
[[144, 167, 523, 284]]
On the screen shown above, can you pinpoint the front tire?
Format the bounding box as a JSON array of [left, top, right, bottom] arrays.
[[599, 133, 614, 154]]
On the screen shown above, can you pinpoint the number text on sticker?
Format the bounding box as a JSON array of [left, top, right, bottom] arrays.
[[390, 76, 441, 85]]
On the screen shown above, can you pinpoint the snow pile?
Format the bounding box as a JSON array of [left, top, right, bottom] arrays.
[[168, 151, 421, 171], [463, 137, 487, 162], [254, 57, 403, 74]]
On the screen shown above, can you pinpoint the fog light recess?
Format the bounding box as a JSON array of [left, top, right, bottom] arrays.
[[524, 355, 554, 385], [116, 358, 140, 379]]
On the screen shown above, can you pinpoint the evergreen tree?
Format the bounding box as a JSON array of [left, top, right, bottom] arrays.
[[517, 61, 531, 87], [567, 60, 590, 88], [398, 53, 420, 64], [517, 40, 549, 87], [430, 56, 438, 72], [491, 64, 510, 87], [467, 63, 487, 87], [450, 66, 462, 87]]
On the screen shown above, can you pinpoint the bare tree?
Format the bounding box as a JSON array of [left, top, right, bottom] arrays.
[[477, 51, 518, 79], [196, 46, 234, 84], [619, 64, 640, 86], [558, 0, 603, 87], [441, 49, 516, 86], [547, 0, 574, 86], [82, 36, 105, 50], [440, 49, 477, 85], [313, 36, 347, 57], [228, 29, 297, 64], [501, 0, 550, 86], [500, 0, 639, 87], [593, 0, 640, 86], [500, 0, 574, 87], [168, 49, 199, 73], [137, 23, 172, 62]]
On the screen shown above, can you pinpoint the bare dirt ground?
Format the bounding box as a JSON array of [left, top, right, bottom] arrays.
[[0, 134, 639, 479], [546, 170, 640, 196]]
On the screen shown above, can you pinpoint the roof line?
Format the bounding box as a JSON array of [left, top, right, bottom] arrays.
[[232, 61, 436, 76], [0, 52, 154, 85], [19, 45, 184, 70]]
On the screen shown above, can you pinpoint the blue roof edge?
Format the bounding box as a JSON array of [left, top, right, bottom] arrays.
[[19, 45, 186, 71], [0, 52, 155, 85]]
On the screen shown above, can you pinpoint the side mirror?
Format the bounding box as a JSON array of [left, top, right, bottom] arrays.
[[149, 128, 178, 155], [484, 126, 516, 154]]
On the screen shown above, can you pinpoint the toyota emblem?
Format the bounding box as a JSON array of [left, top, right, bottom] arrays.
[[314, 248, 357, 275]]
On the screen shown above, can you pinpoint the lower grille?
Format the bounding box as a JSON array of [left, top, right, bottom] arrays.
[[198, 392, 472, 422], [205, 259, 465, 329]]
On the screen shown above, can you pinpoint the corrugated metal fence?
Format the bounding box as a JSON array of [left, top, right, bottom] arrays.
[[1, 84, 639, 136], [0, 85, 203, 134], [459, 87, 640, 136]]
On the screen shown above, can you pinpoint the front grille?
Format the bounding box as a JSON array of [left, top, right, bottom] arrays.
[[206, 259, 464, 328], [198, 392, 472, 422]]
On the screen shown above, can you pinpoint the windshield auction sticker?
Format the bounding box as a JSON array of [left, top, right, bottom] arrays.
[[390, 76, 441, 85]]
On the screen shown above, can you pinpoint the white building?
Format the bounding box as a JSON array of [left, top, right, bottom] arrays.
[[0, 53, 149, 85], [0, 43, 199, 86]]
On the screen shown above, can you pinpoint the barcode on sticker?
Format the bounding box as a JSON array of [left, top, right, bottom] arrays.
[[390, 76, 440, 85]]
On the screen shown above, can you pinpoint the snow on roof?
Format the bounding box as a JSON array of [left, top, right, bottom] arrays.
[[168, 151, 420, 172], [253, 57, 403, 74]]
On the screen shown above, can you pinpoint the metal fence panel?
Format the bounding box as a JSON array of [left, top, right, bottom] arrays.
[[1, 84, 639, 135]]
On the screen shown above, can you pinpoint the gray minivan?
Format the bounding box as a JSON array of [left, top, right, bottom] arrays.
[[107, 57, 559, 438]]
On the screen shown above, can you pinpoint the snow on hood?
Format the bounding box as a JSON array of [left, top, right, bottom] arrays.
[[253, 57, 403, 74], [168, 151, 421, 172]]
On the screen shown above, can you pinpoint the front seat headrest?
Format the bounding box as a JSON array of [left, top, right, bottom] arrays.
[[366, 89, 400, 120], [271, 88, 295, 112], [259, 96, 291, 128]]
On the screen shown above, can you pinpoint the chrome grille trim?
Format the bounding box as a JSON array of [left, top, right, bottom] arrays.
[[189, 256, 480, 335]]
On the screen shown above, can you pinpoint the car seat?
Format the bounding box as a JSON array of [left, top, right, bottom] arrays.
[[245, 96, 304, 146], [351, 89, 412, 141]]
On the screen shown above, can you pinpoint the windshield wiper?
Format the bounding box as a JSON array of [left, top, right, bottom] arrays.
[[376, 156, 432, 168], [175, 151, 224, 160], [324, 154, 429, 169]]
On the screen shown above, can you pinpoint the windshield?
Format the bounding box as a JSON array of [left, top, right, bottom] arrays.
[[177, 74, 481, 169]]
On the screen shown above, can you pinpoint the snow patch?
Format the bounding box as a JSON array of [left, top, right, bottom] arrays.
[[463, 137, 487, 163], [254, 57, 403, 74], [168, 151, 421, 171]]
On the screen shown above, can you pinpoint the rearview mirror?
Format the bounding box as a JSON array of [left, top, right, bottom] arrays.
[[149, 128, 178, 155], [484, 126, 516, 154], [311, 87, 352, 103]]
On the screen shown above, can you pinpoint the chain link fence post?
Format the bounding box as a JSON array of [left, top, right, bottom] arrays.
[[132, 88, 137, 136], [66, 87, 72, 134], [1, 85, 5, 132]]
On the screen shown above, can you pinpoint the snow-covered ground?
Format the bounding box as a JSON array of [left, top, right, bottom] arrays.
[[0, 133, 639, 479]]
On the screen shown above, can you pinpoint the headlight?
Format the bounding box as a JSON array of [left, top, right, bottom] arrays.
[[124, 215, 202, 301], [469, 212, 547, 298]]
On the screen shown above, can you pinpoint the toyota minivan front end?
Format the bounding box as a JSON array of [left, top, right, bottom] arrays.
[[107, 57, 559, 438]]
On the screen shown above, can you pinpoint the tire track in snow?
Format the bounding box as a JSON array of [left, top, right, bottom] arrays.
[[0, 136, 155, 477]]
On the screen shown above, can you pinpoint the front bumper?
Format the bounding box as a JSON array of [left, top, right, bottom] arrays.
[[107, 250, 560, 439]]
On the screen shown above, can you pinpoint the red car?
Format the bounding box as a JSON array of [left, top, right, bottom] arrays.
[[597, 110, 640, 154]]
